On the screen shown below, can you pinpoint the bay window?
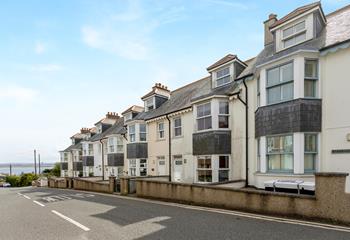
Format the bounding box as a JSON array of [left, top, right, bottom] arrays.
[[283, 21, 306, 48], [215, 67, 231, 87], [304, 134, 317, 172], [218, 101, 229, 128], [88, 144, 94, 156], [304, 59, 318, 98], [139, 124, 147, 141], [117, 136, 123, 152], [266, 62, 294, 104], [129, 125, 135, 142], [197, 102, 212, 131], [218, 156, 229, 182], [158, 122, 165, 139], [174, 117, 182, 137], [197, 156, 212, 182], [267, 135, 293, 172]]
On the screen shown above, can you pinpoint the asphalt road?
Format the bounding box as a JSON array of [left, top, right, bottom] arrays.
[[1, 187, 350, 240]]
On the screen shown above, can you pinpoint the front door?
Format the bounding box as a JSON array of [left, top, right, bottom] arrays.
[[158, 159, 166, 175], [173, 156, 183, 182]]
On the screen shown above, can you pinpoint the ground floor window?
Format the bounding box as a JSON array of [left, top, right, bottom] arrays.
[[267, 135, 293, 172], [218, 156, 229, 182], [140, 159, 147, 176], [129, 159, 136, 176], [304, 134, 317, 172], [197, 156, 212, 182]]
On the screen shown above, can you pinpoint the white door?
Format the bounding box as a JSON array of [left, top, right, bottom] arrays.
[[173, 157, 183, 182], [158, 160, 166, 175]]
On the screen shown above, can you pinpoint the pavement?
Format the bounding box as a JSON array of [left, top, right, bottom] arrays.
[[1, 187, 350, 240]]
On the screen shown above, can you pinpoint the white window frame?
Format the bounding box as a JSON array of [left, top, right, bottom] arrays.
[[304, 59, 318, 98], [266, 134, 294, 173], [304, 133, 318, 173], [117, 136, 123, 153], [145, 97, 155, 112], [218, 155, 230, 182], [218, 101, 229, 129], [88, 144, 94, 156], [215, 66, 231, 87], [196, 102, 212, 131], [158, 122, 165, 139], [197, 156, 212, 183], [128, 125, 136, 142], [266, 61, 294, 105], [139, 159, 147, 176], [139, 124, 147, 142], [173, 117, 182, 137], [282, 20, 306, 49], [108, 137, 116, 153], [129, 159, 136, 176]]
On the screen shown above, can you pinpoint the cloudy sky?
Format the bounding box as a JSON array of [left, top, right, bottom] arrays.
[[0, 0, 349, 164]]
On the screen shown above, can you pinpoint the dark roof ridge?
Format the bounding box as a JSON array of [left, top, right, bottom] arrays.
[[270, 1, 321, 29]]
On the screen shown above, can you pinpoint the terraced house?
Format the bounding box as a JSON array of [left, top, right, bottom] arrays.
[[60, 2, 350, 192]]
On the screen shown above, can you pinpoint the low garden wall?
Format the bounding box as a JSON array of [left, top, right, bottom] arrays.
[[136, 173, 350, 225]]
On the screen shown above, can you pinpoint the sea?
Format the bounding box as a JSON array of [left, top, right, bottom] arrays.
[[0, 164, 54, 176]]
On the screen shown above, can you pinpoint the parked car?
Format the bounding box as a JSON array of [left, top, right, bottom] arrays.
[[2, 182, 11, 187]]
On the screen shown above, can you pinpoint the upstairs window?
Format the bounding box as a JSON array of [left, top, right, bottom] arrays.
[[266, 62, 294, 105], [108, 137, 116, 153], [139, 124, 147, 141], [145, 98, 154, 111], [197, 102, 212, 131], [129, 125, 135, 142], [117, 136, 123, 152], [282, 21, 306, 48], [304, 60, 318, 98], [215, 67, 231, 87], [63, 153, 68, 161], [88, 144, 94, 156], [158, 122, 165, 139], [124, 113, 132, 121], [174, 117, 182, 137], [218, 101, 229, 128]]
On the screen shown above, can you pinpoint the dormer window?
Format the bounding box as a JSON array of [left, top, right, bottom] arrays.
[[124, 113, 132, 121], [145, 98, 154, 112], [96, 124, 102, 134], [215, 67, 231, 87], [282, 20, 306, 48]]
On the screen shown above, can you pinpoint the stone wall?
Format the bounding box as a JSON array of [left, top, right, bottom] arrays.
[[136, 173, 350, 225]]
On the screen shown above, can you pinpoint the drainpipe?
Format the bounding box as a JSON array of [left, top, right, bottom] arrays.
[[166, 115, 172, 182], [100, 139, 105, 181]]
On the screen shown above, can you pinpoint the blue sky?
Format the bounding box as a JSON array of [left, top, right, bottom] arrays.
[[0, 0, 349, 164]]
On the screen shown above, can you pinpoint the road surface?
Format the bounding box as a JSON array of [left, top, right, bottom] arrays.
[[1, 187, 350, 240]]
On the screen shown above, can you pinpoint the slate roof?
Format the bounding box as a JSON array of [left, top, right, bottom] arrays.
[[270, 2, 322, 29], [121, 105, 144, 115], [132, 76, 212, 121], [206, 54, 237, 71], [89, 117, 125, 142], [62, 142, 82, 152]]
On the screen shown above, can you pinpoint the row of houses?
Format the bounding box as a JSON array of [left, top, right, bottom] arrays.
[[60, 2, 350, 191]]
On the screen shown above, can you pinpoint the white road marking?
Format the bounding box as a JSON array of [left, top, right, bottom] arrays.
[[33, 200, 45, 207], [17, 193, 23, 196], [51, 210, 90, 232], [22, 195, 31, 200]]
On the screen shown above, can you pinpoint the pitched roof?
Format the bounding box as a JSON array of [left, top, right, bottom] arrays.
[[132, 76, 211, 121], [89, 117, 125, 141], [206, 54, 237, 71], [323, 4, 350, 49], [270, 2, 321, 29], [121, 105, 144, 115], [62, 142, 82, 152]]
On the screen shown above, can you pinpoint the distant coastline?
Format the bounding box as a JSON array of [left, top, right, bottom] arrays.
[[0, 163, 55, 167], [0, 163, 55, 175]]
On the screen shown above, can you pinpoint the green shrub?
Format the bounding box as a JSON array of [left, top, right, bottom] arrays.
[[19, 173, 38, 187], [51, 163, 61, 177], [5, 175, 20, 187], [89, 172, 94, 177]]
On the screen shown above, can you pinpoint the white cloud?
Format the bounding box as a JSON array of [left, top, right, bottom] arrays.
[[30, 64, 63, 72], [35, 42, 46, 54], [0, 86, 38, 102], [81, 25, 149, 60]]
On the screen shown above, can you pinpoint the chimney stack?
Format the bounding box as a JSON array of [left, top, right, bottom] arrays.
[[105, 112, 120, 119], [152, 83, 170, 92], [264, 13, 277, 46], [80, 128, 90, 134]]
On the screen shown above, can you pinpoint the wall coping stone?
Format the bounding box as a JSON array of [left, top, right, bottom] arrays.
[[315, 172, 349, 177]]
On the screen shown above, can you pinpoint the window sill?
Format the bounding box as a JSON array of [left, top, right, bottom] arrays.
[[172, 135, 184, 139], [156, 138, 166, 142], [254, 172, 314, 177]]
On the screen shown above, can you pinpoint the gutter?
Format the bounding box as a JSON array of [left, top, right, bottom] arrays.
[[166, 115, 172, 182], [319, 38, 350, 52]]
